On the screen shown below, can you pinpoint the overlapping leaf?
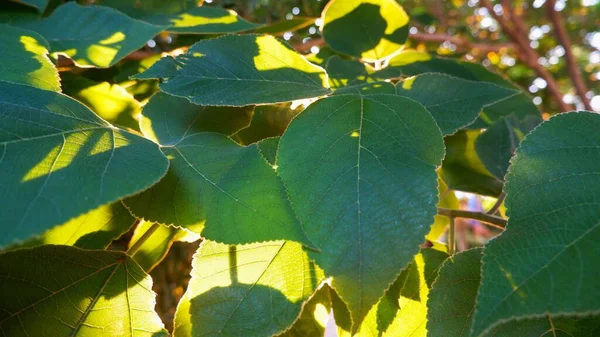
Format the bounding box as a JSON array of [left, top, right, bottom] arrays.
[[4, 203, 135, 251], [472, 112, 600, 336], [278, 94, 445, 328], [395, 73, 517, 135], [8, 0, 47, 12], [428, 249, 600, 337], [96, 0, 259, 34], [20, 2, 165, 68], [173, 240, 324, 337], [322, 0, 409, 61], [135, 34, 331, 106], [0, 245, 168, 336], [0, 24, 60, 91], [0, 82, 169, 247], [125, 92, 313, 246]]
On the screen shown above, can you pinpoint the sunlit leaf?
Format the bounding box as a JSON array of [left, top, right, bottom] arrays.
[[0, 245, 168, 336], [61, 73, 142, 131], [4, 202, 135, 251], [276, 285, 332, 337], [0, 24, 60, 91], [173, 240, 324, 337], [254, 17, 315, 36], [428, 249, 600, 337], [322, 0, 409, 61], [232, 104, 300, 145], [125, 94, 313, 246], [326, 55, 373, 89], [129, 221, 199, 272], [335, 249, 448, 336], [95, 0, 259, 34], [472, 112, 600, 336], [135, 34, 331, 106], [395, 73, 517, 135], [0, 82, 169, 247], [441, 130, 503, 197], [139, 92, 253, 145], [19, 2, 165, 68], [278, 94, 445, 328], [428, 178, 459, 242]]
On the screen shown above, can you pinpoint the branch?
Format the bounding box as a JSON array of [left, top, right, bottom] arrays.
[[480, 0, 573, 112], [546, 0, 593, 110], [486, 191, 505, 215], [438, 207, 507, 229], [127, 223, 160, 256], [409, 32, 515, 54]]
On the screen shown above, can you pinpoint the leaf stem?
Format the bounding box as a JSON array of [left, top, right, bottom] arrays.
[[127, 223, 160, 256], [486, 192, 505, 215], [437, 207, 507, 229], [448, 216, 456, 255]]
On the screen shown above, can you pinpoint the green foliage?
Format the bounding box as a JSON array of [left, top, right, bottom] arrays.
[[0, 245, 168, 336], [0, 0, 597, 336]]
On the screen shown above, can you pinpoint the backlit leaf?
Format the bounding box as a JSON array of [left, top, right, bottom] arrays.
[[278, 94, 445, 328], [125, 94, 313, 246], [322, 0, 409, 61], [95, 0, 259, 34], [0, 82, 169, 247], [173, 240, 324, 337], [254, 17, 315, 36], [0, 245, 168, 336], [472, 112, 600, 336], [20, 2, 165, 68], [395, 73, 517, 135], [135, 34, 331, 106], [0, 24, 60, 91], [232, 104, 301, 145]]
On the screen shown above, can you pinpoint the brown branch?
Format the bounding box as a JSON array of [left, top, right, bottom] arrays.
[[546, 0, 593, 111], [480, 0, 573, 112], [438, 207, 507, 229]]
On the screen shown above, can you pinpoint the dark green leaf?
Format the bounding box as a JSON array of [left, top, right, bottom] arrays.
[[322, 0, 409, 60], [278, 94, 445, 328], [0, 245, 168, 336], [0, 24, 60, 91], [8, 0, 48, 12], [233, 104, 300, 145], [20, 2, 165, 68], [472, 111, 600, 336], [135, 34, 331, 106], [0, 82, 169, 247]]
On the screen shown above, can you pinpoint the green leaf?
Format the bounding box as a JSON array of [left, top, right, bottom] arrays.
[[129, 221, 200, 272], [428, 177, 459, 242], [173, 240, 324, 337], [139, 92, 253, 145], [0, 24, 60, 91], [427, 248, 483, 337], [61, 73, 142, 131], [278, 94, 445, 328], [95, 0, 259, 34], [8, 0, 48, 12], [441, 130, 503, 197], [0, 82, 169, 247], [20, 2, 165, 68], [427, 249, 600, 337], [326, 55, 373, 89], [472, 111, 600, 336], [322, 0, 409, 61], [135, 34, 331, 106], [257, 137, 280, 166], [275, 285, 332, 337], [335, 248, 449, 336], [395, 73, 518, 135], [125, 97, 311, 246], [4, 202, 135, 251], [0, 245, 168, 336], [474, 117, 520, 180], [233, 104, 301, 145], [254, 17, 315, 36]]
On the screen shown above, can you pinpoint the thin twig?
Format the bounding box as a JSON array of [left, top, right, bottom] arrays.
[[438, 207, 507, 229], [546, 0, 593, 110], [486, 192, 506, 215], [127, 223, 161, 256], [410, 32, 515, 53], [448, 216, 456, 255]]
